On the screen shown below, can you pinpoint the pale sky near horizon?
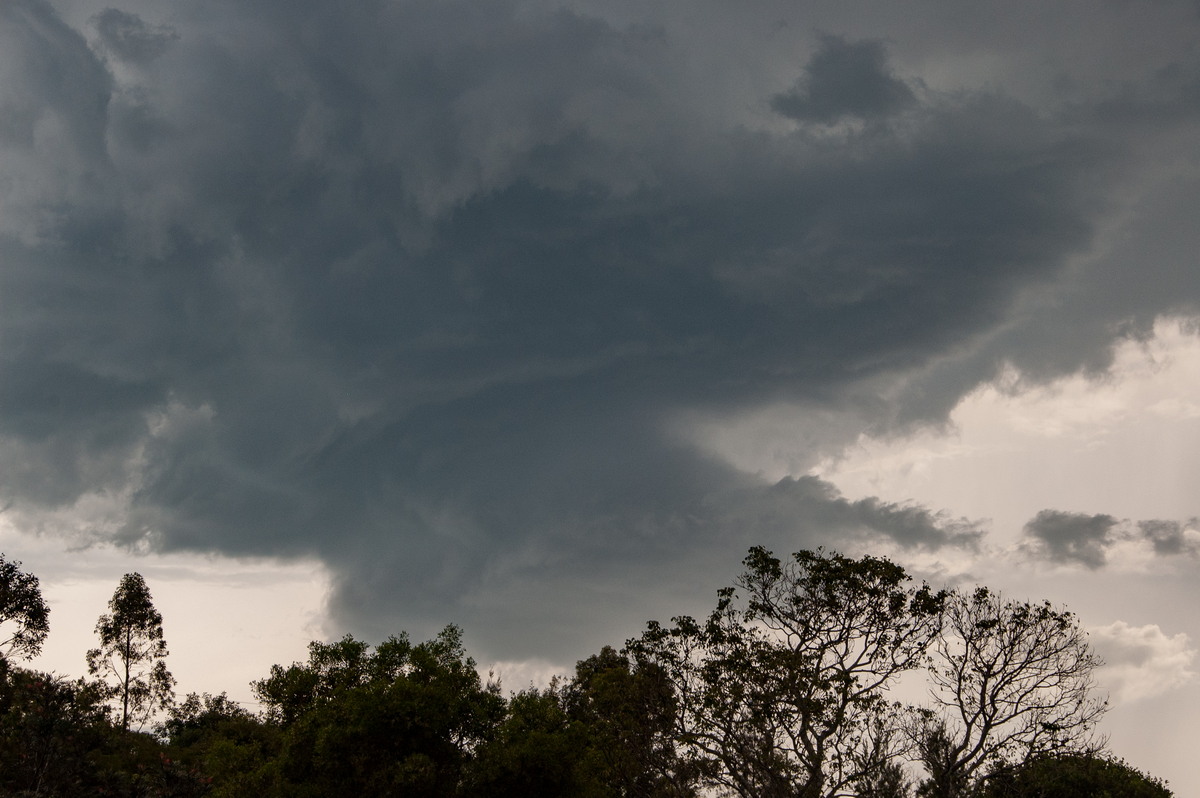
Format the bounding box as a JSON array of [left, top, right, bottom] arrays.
[[3, 0, 1200, 792]]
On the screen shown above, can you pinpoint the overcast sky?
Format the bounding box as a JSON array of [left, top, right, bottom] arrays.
[[2, 0, 1199, 790]]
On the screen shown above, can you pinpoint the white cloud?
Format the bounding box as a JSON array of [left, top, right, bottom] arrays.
[[809, 316, 1200, 542], [1092, 620, 1196, 704], [482, 658, 568, 693]]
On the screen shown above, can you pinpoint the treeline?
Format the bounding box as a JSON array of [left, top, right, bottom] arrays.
[[0, 548, 1174, 797]]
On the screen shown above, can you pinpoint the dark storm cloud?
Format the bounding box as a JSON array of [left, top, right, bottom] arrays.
[[1022, 510, 1118, 569], [0, 0, 114, 244], [771, 34, 916, 123], [322, 470, 981, 656], [753, 477, 982, 552], [2, 0, 1199, 658]]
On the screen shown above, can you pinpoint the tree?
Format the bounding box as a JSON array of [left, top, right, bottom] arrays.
[[0, 553, 50, 664], [0, 554, 51, 719], [0, 667, 113, 796], [565, 646, 699, 796], [464, 647, 700, 798], [86, 572, 175, 731], [852, 722, 915, 798], [979, 752, 1172, 798], [915, 587, 1107, 797], [631, 547, 946, 798], [252, 626, 504, 797], [464, 683, 588, 797], [162, 692, 280, 797]]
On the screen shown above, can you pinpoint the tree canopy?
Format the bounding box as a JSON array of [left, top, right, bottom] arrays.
[[86, 572, 176, 731], [0, 553, 50, 665], [0, 549, 1173, 797], [979, 752, 1172, 798], [916, 587, 1107, 797], [252, 625, 505, 796], [631, 547, 947, 798]]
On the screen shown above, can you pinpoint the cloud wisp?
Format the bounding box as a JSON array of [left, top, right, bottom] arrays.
[[1019, 511, 1200, 571]]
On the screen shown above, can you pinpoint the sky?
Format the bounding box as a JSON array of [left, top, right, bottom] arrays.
[[1, 0, 1198, 790]]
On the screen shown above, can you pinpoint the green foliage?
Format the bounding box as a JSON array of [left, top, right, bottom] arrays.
[[0, 553, 50, 664], [566, 646, 699, 796], [464, 684, 590, 796], [86, 573, 176, 731], [161, 692, 279, 796], [979, 752, 1172, 798], [465, 647, 700, 797], [88, 726, 214, 798], [0, 667, 111, 795], [252, 625, 504, 797], [0, 665, 209, 797]]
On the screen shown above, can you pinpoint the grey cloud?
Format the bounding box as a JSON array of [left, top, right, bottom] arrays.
[[0, 361, 158, 442], [1020, 514, 1200, 571], [1022, 509, 1118, 569], [0, 0, 114, 242], [1141, 520, 1185, 555], [91, 9, 178, 63], [1083, 58, 1200, 127], [752, 477, 983, 552], [1, 0, 1198, 661], [1138, 519, 1200, 557], [771, 34, 915, 123], [882, 49, 1200, 429], [321, 471, 981, 658]]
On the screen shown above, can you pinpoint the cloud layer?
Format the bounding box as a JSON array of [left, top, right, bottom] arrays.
[[2, 0, 1199, 658]]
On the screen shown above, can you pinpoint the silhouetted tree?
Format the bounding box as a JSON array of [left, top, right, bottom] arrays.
[[86, 572, 175, 731], [0, 554, 50, 662], [0, 553, 51, 714], [915, 587, 1107, 797], [852, 722, 915, 798], [631, 547, 946, 798], [0, 543, 1166, 797]]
